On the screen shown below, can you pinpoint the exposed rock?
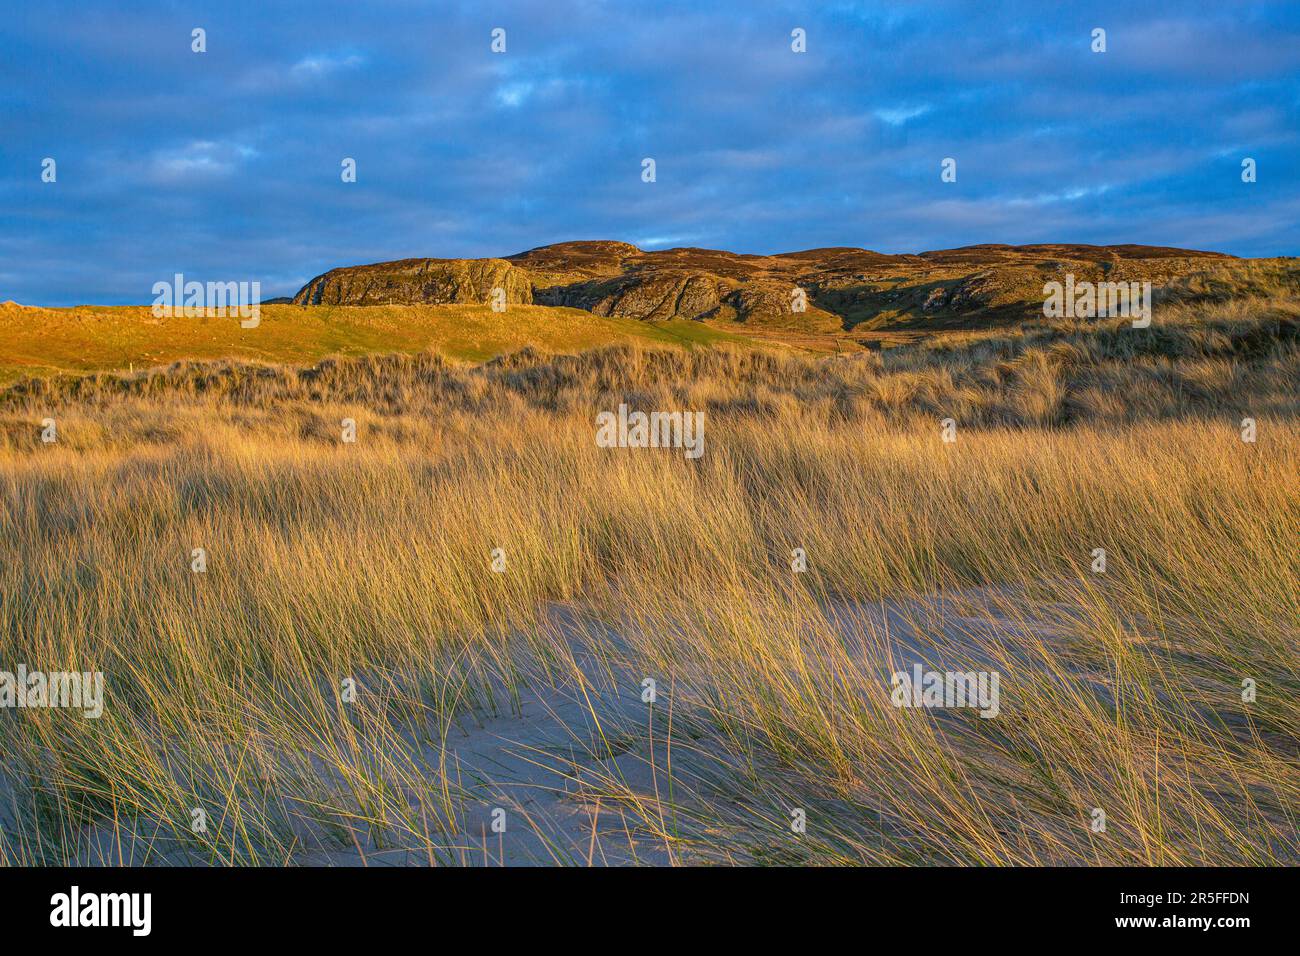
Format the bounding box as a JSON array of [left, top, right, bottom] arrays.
[[293, 258, 533, 307], [291, 241, 1235, 331]]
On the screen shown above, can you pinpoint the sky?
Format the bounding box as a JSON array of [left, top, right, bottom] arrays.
[[1, 0, 1297, 305]]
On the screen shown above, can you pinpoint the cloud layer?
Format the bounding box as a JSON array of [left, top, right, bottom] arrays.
[[2, 0, 1297, 304]]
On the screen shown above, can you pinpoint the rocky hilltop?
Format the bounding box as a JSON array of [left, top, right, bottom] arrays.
[[292, 241, 1234, 331]]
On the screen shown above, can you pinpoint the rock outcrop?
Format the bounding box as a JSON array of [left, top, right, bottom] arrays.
[[292, 241, 1234, 331], [294, 258, 533, 307]]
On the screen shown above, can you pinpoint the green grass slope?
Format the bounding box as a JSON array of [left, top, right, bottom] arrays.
[[0, 301, 758, 381]]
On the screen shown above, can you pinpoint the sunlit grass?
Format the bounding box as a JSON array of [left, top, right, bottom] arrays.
[[0, 294, 1295, 865], [0, 301, 756, 383]]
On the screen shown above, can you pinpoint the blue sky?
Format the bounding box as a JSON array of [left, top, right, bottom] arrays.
[[2, 0, 1297, 305]]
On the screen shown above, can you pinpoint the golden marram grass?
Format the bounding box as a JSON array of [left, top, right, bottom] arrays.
[[0, 290, 1296, 865]]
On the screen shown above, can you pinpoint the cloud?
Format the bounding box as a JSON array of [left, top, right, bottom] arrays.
[[874, 105, 931, 126], [147, 140, 259, 182], [635, 234, 701, 248], [1005, 185, 1114, 207], [494, 81, 534, 108], [290, 52, 365, 79], [0, 0, 1297, 305]]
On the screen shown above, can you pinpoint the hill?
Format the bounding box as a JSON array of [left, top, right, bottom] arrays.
[[0, 300, 753, 383], [293, 240, 1237, 332], [3, 248, 1292, 384]]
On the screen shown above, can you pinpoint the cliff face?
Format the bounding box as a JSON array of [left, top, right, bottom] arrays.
[[292, 241, 1234, 331], [293, 257, 534, 307]]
